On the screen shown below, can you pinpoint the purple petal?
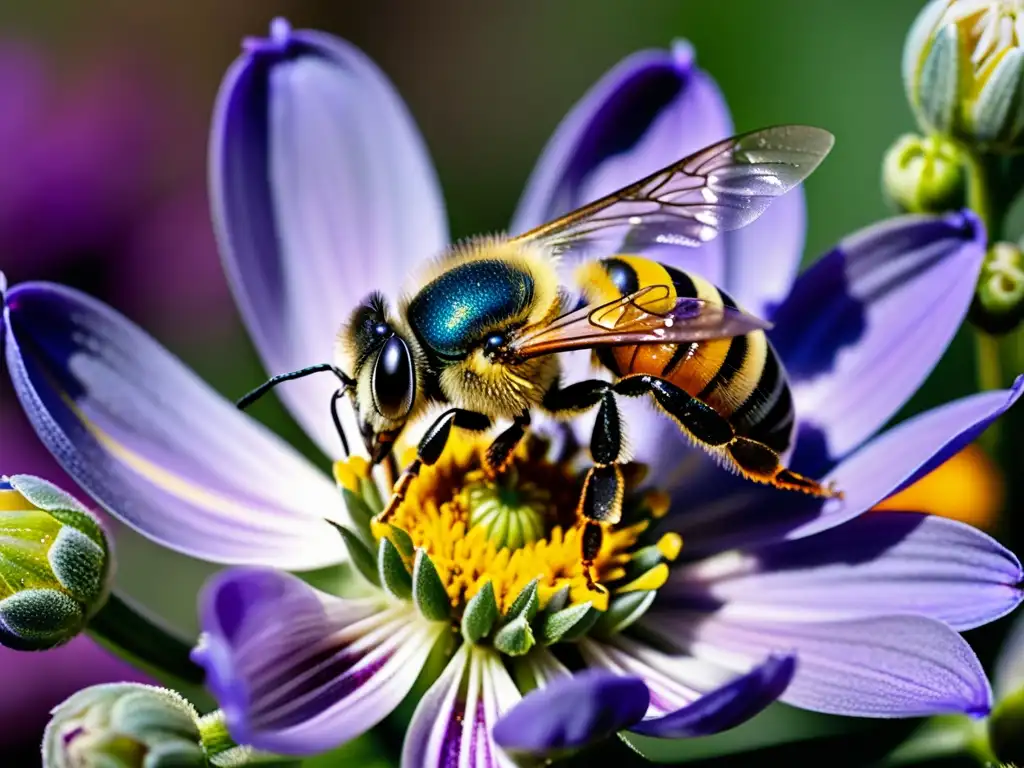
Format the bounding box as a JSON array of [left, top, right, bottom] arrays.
[[670, 512, 1022, 631], [630, 655, 795, 738], [654, 613, 992, 718], [403, 644, 521, 768], [493, 670, 648, 755], [212, 18, 448, 458], [580, 636, 788, 736], [995, 611, 1024, 699], [772, 211, 985, 468], [196, 567, 441, 755], [674, 380, 1023, 555], [793, 379, 1024, 539], [3, 281, 347, 569], [511, 40, 731, 286]]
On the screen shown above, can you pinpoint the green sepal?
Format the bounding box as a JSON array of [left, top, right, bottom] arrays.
[[461, 581, 498, 644], [0, 589, 84, 651], [918, 22, 960, 134], [360, 475, 385, 515], [7, 474, 91, 515], [389, 526, 416, 558], [540, 602, 598, 645], [622, 544, 666, 584], [543, 586, 570, 615], [378, 538, 412, 600], [503, 578, 539, 623], [413, 550, 451, 622], [341, 489, 376, 544], [493, 615, 535, 656], [329, 522, 380, 588], [593, 591, 656, 637], [48, 527, 106, 606], [972, 48, 1024, 146]]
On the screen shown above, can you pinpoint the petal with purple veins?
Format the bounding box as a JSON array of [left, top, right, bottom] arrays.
[[493, 670, 649, 756], [647, 612, 992, 718], [668, 512, 1022, 631], [579, 635, 791, 736], [211, 19, 448, 458], [4, 281, 348, 570], [772, 211, 985, 469], [403, 643, 521, 768], [195, 567, 442, 756]]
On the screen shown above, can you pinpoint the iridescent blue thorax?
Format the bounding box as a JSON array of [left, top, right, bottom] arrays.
[[407, 260, 535, 360]]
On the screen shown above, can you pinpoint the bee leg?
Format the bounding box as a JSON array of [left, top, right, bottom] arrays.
[[615, 375, 841, 499], [376, 408, 491, 524], [580, 390, 627, 598], [484, 410, 531, 476]]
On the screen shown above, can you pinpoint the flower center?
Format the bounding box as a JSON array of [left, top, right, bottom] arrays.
[[464, 467, 549, 550], [336, 434, 680, 619]]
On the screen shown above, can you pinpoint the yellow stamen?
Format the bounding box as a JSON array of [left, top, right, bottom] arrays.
[[617, 562, 670, 593], [334, 456, 370, 494], [656, 533, 684, 562], [354, 437, 651, 616]]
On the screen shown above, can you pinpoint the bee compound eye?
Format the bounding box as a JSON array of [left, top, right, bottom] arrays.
[[372, 335, 415, 420]]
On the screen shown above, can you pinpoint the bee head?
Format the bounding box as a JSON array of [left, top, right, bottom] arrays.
[[339, 293, 419, 464]]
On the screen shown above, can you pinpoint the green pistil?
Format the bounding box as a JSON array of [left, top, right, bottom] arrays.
[[466, 470, 550, 550]]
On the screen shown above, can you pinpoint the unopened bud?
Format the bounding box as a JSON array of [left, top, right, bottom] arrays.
[[904, 1, 1024, 151], [972, 242, 1024, 334], [43, 683, 206, 767], [883, 133, 967, 213], [0, 475, 111, 650]]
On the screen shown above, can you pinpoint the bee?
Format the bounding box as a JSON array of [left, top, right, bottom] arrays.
[[237, 125, 839, 589]]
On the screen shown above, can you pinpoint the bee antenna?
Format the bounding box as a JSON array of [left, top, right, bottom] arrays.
[[236, 363, 355, 457], [235, 363, 352, 410]]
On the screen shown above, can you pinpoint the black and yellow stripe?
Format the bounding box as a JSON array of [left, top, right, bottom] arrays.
[[575, 254, 795, 455]]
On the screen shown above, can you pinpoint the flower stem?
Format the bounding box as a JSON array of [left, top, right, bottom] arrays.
[[87, 590, 204, 688]]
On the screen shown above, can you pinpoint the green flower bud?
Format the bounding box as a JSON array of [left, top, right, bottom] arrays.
[[0, 475, 111, 650], [904, 1, 1024, 152], [883, 133, 967, 213], [972, 241, 1024, 333], [989, 685, 1024, 766], [42, 683, 207, 767]]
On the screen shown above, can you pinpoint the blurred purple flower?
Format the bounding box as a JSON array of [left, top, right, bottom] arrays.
[[2, 19, 1022, 765], [0, 40, 226, 745]]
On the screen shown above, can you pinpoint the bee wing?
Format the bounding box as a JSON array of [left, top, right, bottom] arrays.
[[512, 125, 834, 255], [509, 285, 772, 359]]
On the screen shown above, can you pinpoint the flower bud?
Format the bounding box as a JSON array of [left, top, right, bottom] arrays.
[[0, 475, 111, 650], [972, 241, 1024, 333], [42, 683, 206, 767], [883, 133, 967, 214], [904, 1, 1024, 151]]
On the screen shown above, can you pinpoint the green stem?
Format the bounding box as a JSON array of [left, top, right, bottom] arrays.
[[878, 716, 974, 766], [87, 590, 204, 688], [964, 149, 1007, 454], [198, 711, 299, 767]]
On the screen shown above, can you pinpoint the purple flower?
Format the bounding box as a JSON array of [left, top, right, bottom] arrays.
[[3, 18, 1022, 765]]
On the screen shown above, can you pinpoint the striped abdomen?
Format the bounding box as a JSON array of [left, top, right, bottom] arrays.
[[576, 255, 795, 454]]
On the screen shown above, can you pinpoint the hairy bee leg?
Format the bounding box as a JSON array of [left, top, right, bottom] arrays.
[[615, 375, 841, 499], [542, 381, 629, 596], [484, 410, 531, 476], [377, 408, 491, 523]]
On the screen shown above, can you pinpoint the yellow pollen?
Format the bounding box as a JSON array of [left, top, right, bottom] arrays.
[[334, 456, 370, 494], [656, 533, 684, 562], [368, 437, 647, 615]]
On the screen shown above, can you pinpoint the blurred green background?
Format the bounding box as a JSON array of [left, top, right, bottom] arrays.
[[0, 0, 1003, 765]]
